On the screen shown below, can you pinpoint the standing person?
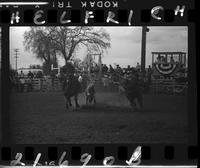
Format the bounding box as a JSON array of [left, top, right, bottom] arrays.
[[102, 64, 108, 74], [27, 71, 34, 79], [157, 55, 161, 63], [147, 65, 152, 82], [14, 72, 20, 92], [161, 56, 165, 63], [27, 76, 33, 92], [170, 56, 175, 63], [116, 65, 123, 75], [136, 62, 141, 71], [125, 65, 132, 76], [36, 71, 43, 78], [109, 64, 115, 74], [94, 64, 99, 73], [19, 77, 25, 92], [147, 65, 153, 92], [19, 70, 25, 78]]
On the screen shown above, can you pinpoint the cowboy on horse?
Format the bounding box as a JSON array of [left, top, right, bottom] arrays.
[[61, 62, 82, 109]]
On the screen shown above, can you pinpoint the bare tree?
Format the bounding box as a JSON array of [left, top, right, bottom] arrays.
[[24, 26, 111, 65], [24, 27, 57, 74], [49, 26, 110, 64]]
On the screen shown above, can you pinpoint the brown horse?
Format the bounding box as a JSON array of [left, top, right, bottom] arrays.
[[62, 74, 82, 109]]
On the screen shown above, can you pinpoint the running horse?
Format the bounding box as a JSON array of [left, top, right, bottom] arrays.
[[62, 73, 82, 109], [61, 63, 82, 109]]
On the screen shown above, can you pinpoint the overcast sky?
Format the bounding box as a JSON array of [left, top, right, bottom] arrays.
[[9, 26, 188, 69]]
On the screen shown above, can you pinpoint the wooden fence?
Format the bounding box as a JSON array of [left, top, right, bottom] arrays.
[[24, 78, 62, 92], [22, 78, 187, 95]]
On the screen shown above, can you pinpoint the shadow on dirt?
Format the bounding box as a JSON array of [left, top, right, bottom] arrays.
[[74, 103, 139, 113], [69, 103, 162, 113]]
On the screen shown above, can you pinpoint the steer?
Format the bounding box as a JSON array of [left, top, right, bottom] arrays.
[[124, 77, 143, 111], [116, 74, 143, 111], [85, 81, 96, 105]]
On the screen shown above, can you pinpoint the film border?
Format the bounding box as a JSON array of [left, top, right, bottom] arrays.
[[0, 0, 198, 166]]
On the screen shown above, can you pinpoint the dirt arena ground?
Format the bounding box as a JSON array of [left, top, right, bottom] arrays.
[[10, 91, 188, 144]]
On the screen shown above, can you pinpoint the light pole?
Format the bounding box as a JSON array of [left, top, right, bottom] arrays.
[[14, 48, 19, 71], [141, 26, 149, 77]]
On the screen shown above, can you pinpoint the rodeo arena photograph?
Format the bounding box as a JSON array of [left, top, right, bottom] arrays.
[[8, 26, 188, 143]]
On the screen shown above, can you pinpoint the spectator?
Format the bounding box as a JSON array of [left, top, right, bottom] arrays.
[[125, 65, 132, 75], [170, 56, 175, 63], [19, 70, 25, 78], [161, 56, 166, 63], [36, 71, 43, 78], [27, 71, 34, 79], [19, 77, 25, 92], [27, 76, 33, 92], [147, 65, 152, 89], [157, 55, 161, 63], [136, 62, 141, 71], [94, 64, 99, 73], [148, 65, 152, 72], [102, 64, 108, 74], [116, 64, 123, 75], [102, 76, 110, 88], [90, 65, 95, 73], [109, 65, 115, 74]]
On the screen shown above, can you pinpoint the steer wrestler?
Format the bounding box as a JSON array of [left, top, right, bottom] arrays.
[[124, 75, 143, 111]]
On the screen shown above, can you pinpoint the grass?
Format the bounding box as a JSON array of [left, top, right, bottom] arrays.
[[10, 91, 188, 144]]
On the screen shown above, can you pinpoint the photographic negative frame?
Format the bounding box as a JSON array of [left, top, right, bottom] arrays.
[[0, 0, 198, 167]]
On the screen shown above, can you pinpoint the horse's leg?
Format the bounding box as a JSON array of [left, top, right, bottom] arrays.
[[93, 94, 96, 104], [130, 99, 136, 109], [69, 97, 72, 107], [74, 95, 80, 108], [64, 96, 68, 109], [137, 92, 143, 111], [86, 94, 88, 105], [134, 98, 140, 111]]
